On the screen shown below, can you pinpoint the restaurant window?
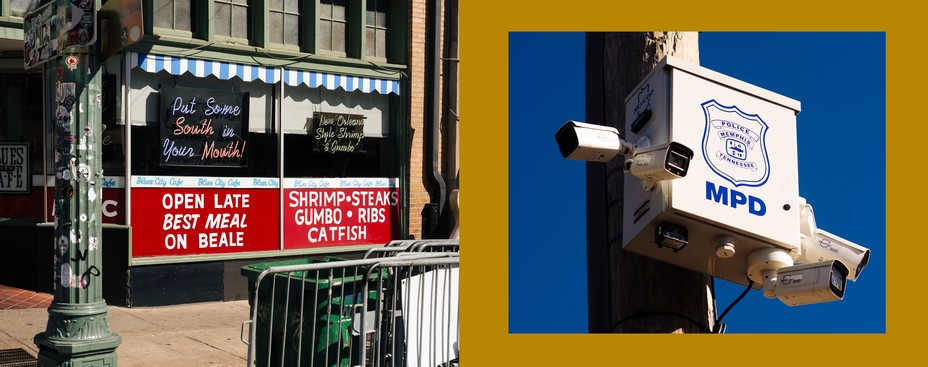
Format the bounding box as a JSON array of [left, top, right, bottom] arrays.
[[215, 0, 251, 41], [319, 0, 348, 54], [365, 0, 388, 60], [0, 73, 43, 176], [129, 71, 277, 178], [0, 73, 44, 219], [269, 0, 301, 48], [281, 86, 392, 178], [101, 75, 127, 177]]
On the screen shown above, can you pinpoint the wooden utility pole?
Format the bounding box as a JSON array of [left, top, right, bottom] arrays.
[[586, 32, 716, 333]]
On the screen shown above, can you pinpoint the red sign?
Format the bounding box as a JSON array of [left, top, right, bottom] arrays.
[[131, 185, 279, 257], [0, 177, 125, 223], [46, 187, 125, 224], [283, 179, 400, 249], [0, 188, 44, 219]]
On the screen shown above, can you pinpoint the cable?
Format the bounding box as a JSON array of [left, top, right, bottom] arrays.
[[713, 280, 754, 333]]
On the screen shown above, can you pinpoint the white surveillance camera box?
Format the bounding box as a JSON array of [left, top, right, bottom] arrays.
[[621, 56, 802, 287]]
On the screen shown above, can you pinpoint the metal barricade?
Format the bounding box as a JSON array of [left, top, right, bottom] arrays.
[[242, 246, 459, 367], [364, 240, 460, 259]]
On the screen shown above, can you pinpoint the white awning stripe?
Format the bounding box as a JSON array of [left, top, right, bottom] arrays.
[[131, 53, 399, 95]]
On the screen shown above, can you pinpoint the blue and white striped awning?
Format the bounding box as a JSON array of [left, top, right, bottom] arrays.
[[131, 53, 400, 95], [283, 69, 399, 95]]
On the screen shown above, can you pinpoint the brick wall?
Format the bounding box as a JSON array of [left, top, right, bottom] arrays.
[[407, 0, 445, 239]]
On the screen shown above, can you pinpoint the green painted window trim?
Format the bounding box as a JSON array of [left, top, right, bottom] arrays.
[[141, 0, 406, 65]]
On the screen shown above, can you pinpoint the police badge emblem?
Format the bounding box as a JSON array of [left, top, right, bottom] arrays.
[[701, 99, 770, 187]]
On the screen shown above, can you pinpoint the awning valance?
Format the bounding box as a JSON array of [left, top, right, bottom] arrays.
[[283, 69, 399, 95], [131, 52, 400, 95]]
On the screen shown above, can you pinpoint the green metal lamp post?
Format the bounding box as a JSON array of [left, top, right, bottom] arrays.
[[32, 1, 121, 365]]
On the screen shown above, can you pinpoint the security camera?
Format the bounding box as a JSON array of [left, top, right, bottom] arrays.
[[555, 120, 634, 162], [746, 248, 850, 306], [623, 142, 694, 182], [797, 199, 870, 281], [556, 121, 694, 183], [774, 260, 849, 306]]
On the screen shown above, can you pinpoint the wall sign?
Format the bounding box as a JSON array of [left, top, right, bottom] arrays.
[[0, 143, 30, 193], [311, 112, 365, 154], [160, 87, 249, 167], [130, 176, 280, 258], [284, 178, 400, 249]]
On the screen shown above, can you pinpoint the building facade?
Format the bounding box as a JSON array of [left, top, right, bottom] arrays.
[[0, 0, 459, 306]]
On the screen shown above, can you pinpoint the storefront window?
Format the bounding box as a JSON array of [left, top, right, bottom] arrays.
[[281, 84, 392, 177], [0, 73, 43, 176], [0, 73, 44, 219], [129, 71, 277, 178], [125, 56, 402, 259], [101, 75, 127, 177]]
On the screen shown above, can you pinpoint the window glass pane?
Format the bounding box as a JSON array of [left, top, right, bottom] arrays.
[[376, 29, 386, 57], [285, 14, 300, 45], [232, 6, 249, 39], [270, 0, 283, 11], [366, 28, 375, 56], [233, 0, 249, 4], [284, 0, 298, 12], [215, 3, 231, 37], [175, 1, 192, 32], [366, 1, 376, 25], [332, 0, 347, 20], [376, 11, 387, 28], [376, 1, 387, 28], [333, 22, 346, 52], [270, 12, 284, 44], [321, 1, 332, 17], [153, 0, 174, 29], [319, 21, 332, 50]]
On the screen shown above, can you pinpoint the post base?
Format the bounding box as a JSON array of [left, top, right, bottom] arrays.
[[34, 301, 121, 367], [34, 334, 121, 367]]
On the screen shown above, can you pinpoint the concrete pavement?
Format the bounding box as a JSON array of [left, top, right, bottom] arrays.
[[0, 300, 250, 367]]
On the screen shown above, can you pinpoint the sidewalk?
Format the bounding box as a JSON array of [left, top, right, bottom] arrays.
[[0, 294, 250, 367]]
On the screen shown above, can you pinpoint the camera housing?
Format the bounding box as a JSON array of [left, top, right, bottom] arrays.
[[625, 142, 694, 182], [555, 120, 633, 163], [798, 200, 869, 281], [774, 260, 848, 306], [555, 56, 872, 307]]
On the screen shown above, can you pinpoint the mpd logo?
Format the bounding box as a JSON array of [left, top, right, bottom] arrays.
[[701, 100, 770, 187]]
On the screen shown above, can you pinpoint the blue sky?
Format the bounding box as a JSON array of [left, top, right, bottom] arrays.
[[508, 32, 886, 333]]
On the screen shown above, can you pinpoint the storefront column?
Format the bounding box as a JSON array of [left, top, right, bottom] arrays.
[[33, 14, 121, 366]]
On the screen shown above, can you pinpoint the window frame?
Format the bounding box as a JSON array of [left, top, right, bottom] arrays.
[[363, 0, 389, 62], [212, 0, 253, 44], [150, 0, 197, 38], [267, 0, 302, 50]]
